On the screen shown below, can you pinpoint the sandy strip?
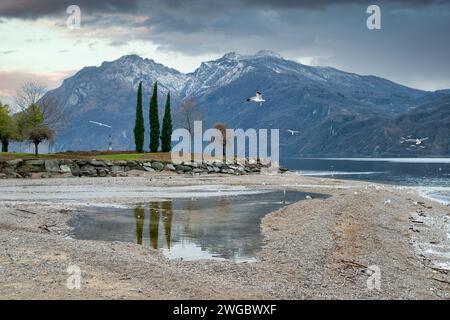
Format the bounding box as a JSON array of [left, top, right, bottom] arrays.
[[0, 172, 449, 299]]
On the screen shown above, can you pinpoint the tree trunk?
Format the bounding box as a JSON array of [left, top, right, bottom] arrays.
[[1, 139, 8, 152], [34, 142, 39, 157]]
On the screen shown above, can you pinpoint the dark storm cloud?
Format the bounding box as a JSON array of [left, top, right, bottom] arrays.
[[1, 0, 447, 19], [1, 0, 449, 89], [0, 0, 139, 18]]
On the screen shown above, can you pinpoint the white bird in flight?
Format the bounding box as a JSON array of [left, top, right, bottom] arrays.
[[286, 130, 300, 136], [400, 136, 428, 145], [89, 120, 112, 128], [246, 91, 265, 106]]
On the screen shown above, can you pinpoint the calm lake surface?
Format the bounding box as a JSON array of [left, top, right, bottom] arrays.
[[69, 190, 326, 262], [282, 157, 450, 205]]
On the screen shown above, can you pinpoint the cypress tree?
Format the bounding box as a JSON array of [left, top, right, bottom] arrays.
[[160, 92, 172, 152], [149, 82, 160, 152], [133, 82, 145, 153]]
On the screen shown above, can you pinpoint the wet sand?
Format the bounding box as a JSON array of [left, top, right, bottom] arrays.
[[0, 172, 449, 299]]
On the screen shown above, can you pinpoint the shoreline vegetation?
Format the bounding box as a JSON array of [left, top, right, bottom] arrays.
[[0, 173, 449, 299]]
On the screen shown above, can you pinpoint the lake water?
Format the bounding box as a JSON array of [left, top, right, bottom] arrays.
[[68, 190, 326, 262], [282, 158, 450, 205]]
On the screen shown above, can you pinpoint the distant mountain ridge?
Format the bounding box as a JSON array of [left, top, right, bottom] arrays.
[[42, 51, 450, 157]]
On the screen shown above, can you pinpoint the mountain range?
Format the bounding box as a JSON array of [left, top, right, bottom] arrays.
[[42, 51, 450, 157]]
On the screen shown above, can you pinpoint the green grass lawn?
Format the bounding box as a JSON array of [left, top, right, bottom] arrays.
[[0, 151, 174, 162], [0, 152, 56, 159], [96, 153, 145, 161]]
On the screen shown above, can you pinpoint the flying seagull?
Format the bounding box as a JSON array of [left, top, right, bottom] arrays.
[[286, 129, 300, 136], [246, 91, 265, 106], [400, 136, 428, 145], [89, 120, 112, 128]]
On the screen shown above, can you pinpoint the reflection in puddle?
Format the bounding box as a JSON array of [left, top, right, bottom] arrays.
[[69, 190, 326, 261]]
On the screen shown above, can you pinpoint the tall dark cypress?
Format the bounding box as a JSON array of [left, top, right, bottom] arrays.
[[149, 82, 160, 152], [160, 92, 172, 152], [133, 82, 145, 153]]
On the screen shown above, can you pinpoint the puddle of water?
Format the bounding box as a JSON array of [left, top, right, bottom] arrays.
[[68, 190, 326, 262]]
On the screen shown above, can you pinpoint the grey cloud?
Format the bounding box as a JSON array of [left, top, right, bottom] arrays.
[[109, 40, 129, 47], [1, 0, 447, 19], [0, 0, 139, 18], [1, 50, 17, 55], [1, 0, 449, 90]]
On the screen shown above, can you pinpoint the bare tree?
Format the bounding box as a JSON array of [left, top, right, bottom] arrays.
[[15, 81, 66, 132], [178, 98, 203, 135], [15, 82, 66, 155]]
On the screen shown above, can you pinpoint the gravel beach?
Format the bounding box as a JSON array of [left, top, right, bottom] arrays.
[[0, 172, 449, 299]]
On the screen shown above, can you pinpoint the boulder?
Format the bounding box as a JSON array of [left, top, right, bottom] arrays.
[[16, 165, 41, 173], [221, 168, 234, 174], [0, 173, 7, 179], [60, 159, 74, 165], [15, 169, 31, 178], [97, 168, 109, 177], [44, 160, 60, 173], [24, 159, 44, 166], [164, 163, 176, 171], [183, 161, 199, 168], [144, 167, 155, 172], [89, 159, 106, 167], [75, 160, 88, 166], [5, 159, 23, 167], [80, 165, 97, 177], [126, 161, 143, 170], [175, 165, 193, 172], [151, 162, 164, 171], [59, 165, 72, 174], [213, 161, 224, 168], [70, 164, 81, 177], [111, 166, 125, 173]]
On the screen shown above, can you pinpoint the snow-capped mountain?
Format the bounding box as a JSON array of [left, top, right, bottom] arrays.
[[42, 51, 449, 156]]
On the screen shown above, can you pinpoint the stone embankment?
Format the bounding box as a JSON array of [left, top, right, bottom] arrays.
[[0, 158, 287, 179]]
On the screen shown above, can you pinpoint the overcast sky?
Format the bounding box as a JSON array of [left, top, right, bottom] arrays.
[[1, 0, 450, 103]]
